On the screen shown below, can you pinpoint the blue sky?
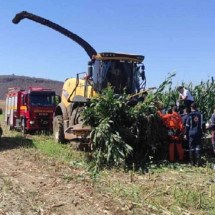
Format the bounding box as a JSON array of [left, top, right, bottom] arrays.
[[0, 0, 214, 88]]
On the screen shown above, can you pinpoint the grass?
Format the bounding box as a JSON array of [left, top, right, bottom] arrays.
[[1, 177, 13, 193], [0, 100, 5, 110], [32, 135, 85, 163], [0, 112, 88, 166], [94, 165, 215, 214]]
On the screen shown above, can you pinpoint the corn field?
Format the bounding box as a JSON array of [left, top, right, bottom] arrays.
[[82, 74, 215, 172]]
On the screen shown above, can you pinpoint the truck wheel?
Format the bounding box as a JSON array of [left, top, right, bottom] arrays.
[[53, 115, 65, 143], [75, 106, 84, 124], [71, 106, 84, 125]]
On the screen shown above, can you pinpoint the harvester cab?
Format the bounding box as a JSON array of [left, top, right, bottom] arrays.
[[89, 53, 145, 94], [12, 11, 147, 143]]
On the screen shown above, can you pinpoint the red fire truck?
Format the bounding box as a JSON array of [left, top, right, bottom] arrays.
[[5, 87, 58, 133]]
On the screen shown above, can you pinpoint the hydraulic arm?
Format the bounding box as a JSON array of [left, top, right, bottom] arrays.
[[12, 11, 97, 59]]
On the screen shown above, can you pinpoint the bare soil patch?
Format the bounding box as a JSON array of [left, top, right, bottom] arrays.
[[0, 139, 118, 215]]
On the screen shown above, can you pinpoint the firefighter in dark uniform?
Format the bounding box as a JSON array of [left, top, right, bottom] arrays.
[[210, 109, 215, 155], [186, 103, 203, 166], [181, 107, 191, 150]]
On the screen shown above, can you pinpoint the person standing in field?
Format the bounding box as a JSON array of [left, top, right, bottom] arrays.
[[177, 86, 194, 108], [181, 107, 191, 149], [210, 109, 215, 155], [186, 103, 203, 166], [158, 108, 184, 162]]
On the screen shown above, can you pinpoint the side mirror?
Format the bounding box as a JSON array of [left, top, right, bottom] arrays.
[[55, 95, 61, 105]]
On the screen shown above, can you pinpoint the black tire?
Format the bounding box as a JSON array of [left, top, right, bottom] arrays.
[[72, 106, 84, 125], [75, 106, 84, 124], [53, 115, 65, 143]]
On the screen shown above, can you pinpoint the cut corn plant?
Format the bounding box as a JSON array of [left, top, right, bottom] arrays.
[[82, 87, 134, 172], [82, 74, 175, 171]]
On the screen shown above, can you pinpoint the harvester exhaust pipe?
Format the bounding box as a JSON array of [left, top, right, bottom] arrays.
[[12, 11, 97, 59]]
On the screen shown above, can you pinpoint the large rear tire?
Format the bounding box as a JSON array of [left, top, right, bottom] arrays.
[[53, 115, 65, 143]]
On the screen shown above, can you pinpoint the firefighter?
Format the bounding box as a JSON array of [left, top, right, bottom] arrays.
[[185, 103, 203, 166], [181, 107, 191, 125], [159, 108, 184, 162], [181, 107, 191, 151], [210, 108, 215, 155]]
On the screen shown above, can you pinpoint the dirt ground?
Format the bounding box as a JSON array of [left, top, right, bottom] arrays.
[[0, 138, 120, 215], [0, 123, 215, 215]]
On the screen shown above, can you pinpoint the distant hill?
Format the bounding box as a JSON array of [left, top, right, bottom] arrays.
[[0, 75, 63, 100]]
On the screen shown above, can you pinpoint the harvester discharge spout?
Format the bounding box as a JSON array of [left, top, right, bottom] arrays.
[[12, 11, 97, 59]]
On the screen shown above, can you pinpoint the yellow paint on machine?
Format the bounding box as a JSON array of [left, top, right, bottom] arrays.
[[61, 78, 96, 108]]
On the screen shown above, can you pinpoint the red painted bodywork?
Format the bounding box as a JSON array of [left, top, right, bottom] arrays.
[[5, 87, 57, 132]]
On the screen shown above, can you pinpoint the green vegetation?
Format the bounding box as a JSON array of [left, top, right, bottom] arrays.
[[158, 76, 215, 120], [82, 74, 176, 171], [33, 136, 79, 161], [188, 77, 215, 120], [93, 165, 215, 215], [82, 73, 215, 172], [83, 87, 134, 172]]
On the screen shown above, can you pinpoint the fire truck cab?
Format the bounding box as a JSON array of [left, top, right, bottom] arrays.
[[5, 87, 58, 133]]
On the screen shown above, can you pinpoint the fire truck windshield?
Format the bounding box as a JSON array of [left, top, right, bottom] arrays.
[[30, 92, 55, 106]]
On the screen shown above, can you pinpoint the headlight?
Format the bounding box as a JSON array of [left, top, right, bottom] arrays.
[[30, 121, 35, 125]]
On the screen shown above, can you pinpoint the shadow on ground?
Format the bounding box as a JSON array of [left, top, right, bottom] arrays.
[[0, 136, 34, 151]]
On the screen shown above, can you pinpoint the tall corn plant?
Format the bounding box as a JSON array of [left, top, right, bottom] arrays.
[[82, 87, 133, 171], [189, 77, 215, 120], [131, 74, 176, 164], [152, 73, 179, 108]]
